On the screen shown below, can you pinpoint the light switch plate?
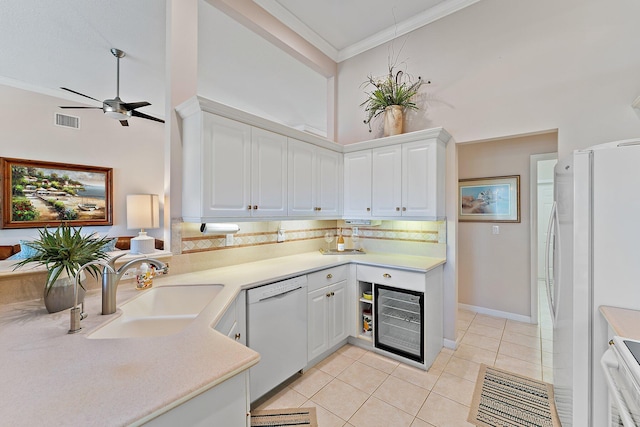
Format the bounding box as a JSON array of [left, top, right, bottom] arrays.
[[492, 225, 500, 235]]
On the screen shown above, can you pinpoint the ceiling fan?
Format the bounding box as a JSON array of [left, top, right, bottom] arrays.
[[59, 48, 164, 127]]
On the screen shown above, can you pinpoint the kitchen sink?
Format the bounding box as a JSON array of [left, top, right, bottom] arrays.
[[88, 284, 224, 339]]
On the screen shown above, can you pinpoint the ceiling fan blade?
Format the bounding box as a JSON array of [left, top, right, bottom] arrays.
[[131, 110, 165, 123], [120, 120, 129, 127], [60, 87, 102, 103], [122, 101, 151, 110], [59, 106, 102, 109]]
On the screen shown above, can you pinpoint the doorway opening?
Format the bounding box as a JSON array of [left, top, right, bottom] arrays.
[[529, 153, 557, 327]]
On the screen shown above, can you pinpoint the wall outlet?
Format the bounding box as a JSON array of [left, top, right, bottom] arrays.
[[225, 234, 234, 246], [277, 228, 285, 243], [492, 225, 500, 235]]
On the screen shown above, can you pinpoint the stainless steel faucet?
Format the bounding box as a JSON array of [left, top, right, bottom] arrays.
[[101, 253, 168, 315], [68, 254, 168, 333]]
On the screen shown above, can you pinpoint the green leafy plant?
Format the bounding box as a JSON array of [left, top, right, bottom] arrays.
[[12, 224, 113, 294], [361, 65, 425, 132]]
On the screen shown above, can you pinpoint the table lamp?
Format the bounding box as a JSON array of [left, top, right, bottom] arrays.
[[126, 194, 160, 254]]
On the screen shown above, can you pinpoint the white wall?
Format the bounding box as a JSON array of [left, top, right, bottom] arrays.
[[197, 2, 328, 135], [0, 84, 165, 244], [336, 0, 640, 157], [457, 133, 557, 318]]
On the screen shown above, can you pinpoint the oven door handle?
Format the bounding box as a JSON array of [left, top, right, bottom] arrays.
[[601, 347, 637, 427]]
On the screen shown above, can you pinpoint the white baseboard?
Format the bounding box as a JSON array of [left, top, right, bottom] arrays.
[[458, 303, 533, 324], [443, 338, 457, 350]]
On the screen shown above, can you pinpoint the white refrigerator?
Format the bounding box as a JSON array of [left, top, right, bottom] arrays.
[[548, 139, 640, 426]]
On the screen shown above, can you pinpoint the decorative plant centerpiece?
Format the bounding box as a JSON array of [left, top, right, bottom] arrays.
[[13, 224, 114, 313], [361, 63, 425, 136]]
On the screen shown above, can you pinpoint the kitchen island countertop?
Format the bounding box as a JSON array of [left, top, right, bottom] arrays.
[[600, 305, 640, 340], [0, 251, 444, 426]]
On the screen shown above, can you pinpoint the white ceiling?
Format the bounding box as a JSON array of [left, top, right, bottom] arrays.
[[0, 0, 479, 121]]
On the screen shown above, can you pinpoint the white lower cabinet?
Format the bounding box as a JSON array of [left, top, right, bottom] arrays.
[[144, 370, 250, 427], [307, 266, 350, 362], [214, 291, 246, 345]]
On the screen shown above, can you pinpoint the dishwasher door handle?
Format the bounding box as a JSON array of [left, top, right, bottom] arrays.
[[258, 286, 303, 302]]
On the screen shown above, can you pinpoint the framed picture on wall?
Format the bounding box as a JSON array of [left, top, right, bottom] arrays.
[[1, 157, 113, 229], [458, 175, 520, 223]]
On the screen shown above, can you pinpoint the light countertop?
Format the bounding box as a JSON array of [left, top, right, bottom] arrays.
[[600, 305, 640, 340], [0, 251, 444, 426]]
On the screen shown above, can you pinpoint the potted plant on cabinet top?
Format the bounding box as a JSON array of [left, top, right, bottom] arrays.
[[361, 64, 425, 137], [12, 224, 114, 313]]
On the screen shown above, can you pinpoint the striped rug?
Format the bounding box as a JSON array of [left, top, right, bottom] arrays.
[[468, 364, 561, 427], [251, 407, 317, 427]]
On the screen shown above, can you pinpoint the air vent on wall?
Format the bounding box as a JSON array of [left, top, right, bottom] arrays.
[[54, 113, 80, 129]]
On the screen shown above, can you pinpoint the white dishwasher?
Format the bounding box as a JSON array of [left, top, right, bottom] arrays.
[[247, 275, 308, 403]]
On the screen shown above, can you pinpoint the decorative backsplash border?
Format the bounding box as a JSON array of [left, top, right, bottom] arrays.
[[181, 222, 445, 254]]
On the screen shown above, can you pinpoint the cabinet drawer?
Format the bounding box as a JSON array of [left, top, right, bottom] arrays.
[[308, 265, 349, 292], [357, 265, 425, 292]]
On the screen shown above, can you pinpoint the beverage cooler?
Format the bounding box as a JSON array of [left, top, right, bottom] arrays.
[[374, 285, 424, 364]]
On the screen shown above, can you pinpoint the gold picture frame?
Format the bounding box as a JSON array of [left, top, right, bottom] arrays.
[[458, 175, 520, 223]]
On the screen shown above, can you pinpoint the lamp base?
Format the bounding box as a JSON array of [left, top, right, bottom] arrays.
[[130, 231, 155, 254]]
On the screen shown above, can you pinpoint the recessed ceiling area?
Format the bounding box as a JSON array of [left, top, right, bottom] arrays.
[[253, 0, 482, 61]]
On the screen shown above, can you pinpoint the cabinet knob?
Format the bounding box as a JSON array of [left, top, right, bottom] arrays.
[[247, 205, 252, 210], [326, 292, 331, 297], [366, 207, 371, 212], [402, 207, 407, 212], [318, 207, 322, 211], [235, 333, 241, 340], [396, 207, 400, 211], [326, 273, 333, 279], [383, 273, 392, 279], [331, 291, 335, 296], [253, 205, 258, 210]]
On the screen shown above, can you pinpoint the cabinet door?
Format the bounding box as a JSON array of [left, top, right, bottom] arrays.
[[328, 280, 349, 346], [402, 140, 440, 217], [214, 291, 246, 346], [251, 128, 287, 217], [203, 114, 252, 217], [316, 147, 343, 217], [308, 287, 329, 362], [288, 139, 317, 216], [372, 145, 402, 217], [343, 150, 372, 217]]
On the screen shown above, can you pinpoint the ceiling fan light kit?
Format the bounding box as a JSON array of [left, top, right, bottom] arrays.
[[58, 48, 164, 127]]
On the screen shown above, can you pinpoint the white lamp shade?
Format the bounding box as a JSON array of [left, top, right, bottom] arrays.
[[127, 194, 160, 230]]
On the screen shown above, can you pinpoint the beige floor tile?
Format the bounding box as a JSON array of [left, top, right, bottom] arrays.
[[316, 352, 356, 377], [358, 351, 400, 374], [290, 367, 334, 398], [457, 318, 472, 331], [457, 309, 476, 322], [257, 386, 308, 410], [466, 323, 504, 340], [456, 329, 466, 342], [505, 319, 540, 337], [349, 396, 415, 427], [460, 331, 500, 352], [417, 393, 474, 427], [494, 354, 542, 381], [501, 330, 542, 349], [373, 375, 430, 415], [453, 343, 497, 366], [431, 372, 476, 406], [311, 378, 369, 421], [444, 356, 482, 382], [471, 314, 506, 330], [411, 418, 437, 427], [430, 349, 453, 371], [302, 399, 348, 427], [391, 363, 440, 390], [337, 344, 369, 361], [498, 340, 542, 365], [337, 361, 389, 394]]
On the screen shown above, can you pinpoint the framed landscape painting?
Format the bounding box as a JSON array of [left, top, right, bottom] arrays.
[[458, 175, 520, 223], [1, 157, 113, 229]]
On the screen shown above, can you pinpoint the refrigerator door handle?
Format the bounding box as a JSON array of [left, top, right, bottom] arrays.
[[545, 201, 559, 327]]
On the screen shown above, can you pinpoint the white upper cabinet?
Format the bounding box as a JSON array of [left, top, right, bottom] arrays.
[[181, 112, 286, 220], [251, 128, 288, 217], [288, 139, 342, 217], [343, 150, 373, 218], [344, 131, 447, 219]]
